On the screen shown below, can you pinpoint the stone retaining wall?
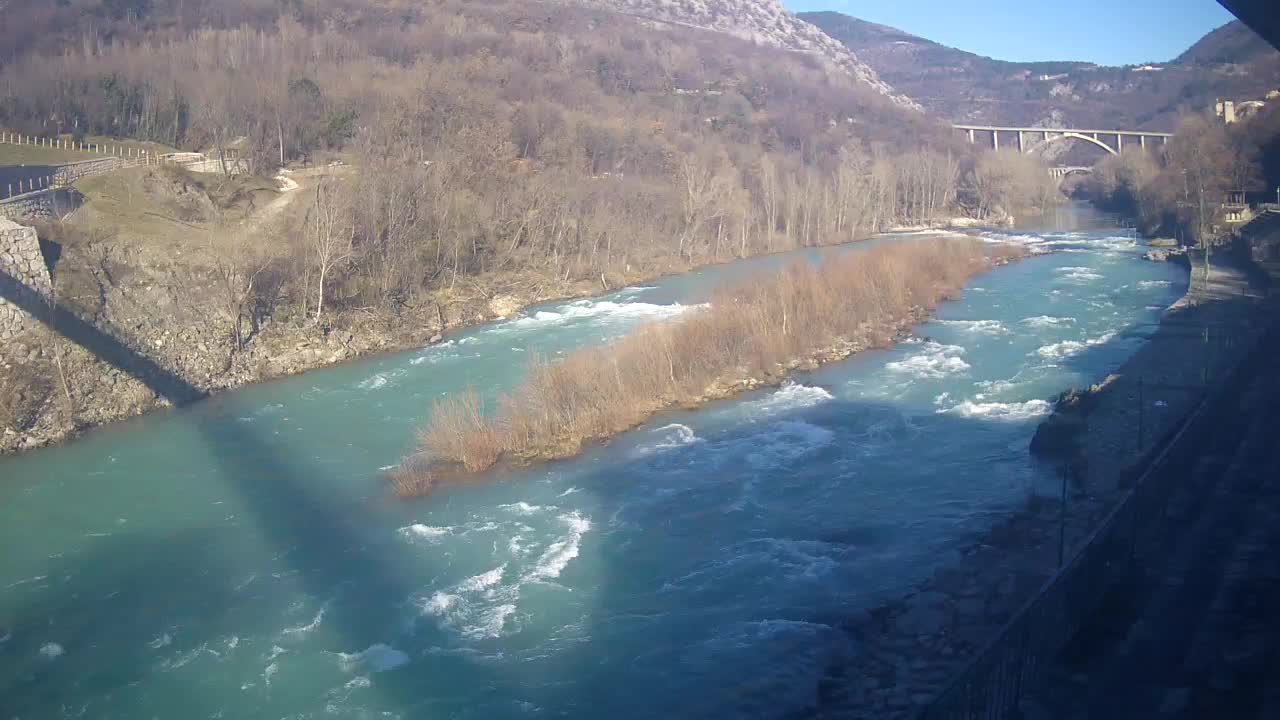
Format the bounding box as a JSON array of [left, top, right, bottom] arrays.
[[0, 187, 82, 222], [0, 217, 52, 339]]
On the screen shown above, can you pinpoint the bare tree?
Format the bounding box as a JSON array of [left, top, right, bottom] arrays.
[[304, 180, 355, 324], [210, 224, 276, 352]]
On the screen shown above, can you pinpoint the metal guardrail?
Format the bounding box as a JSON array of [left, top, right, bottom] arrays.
[[918, 320, 1267, 719]]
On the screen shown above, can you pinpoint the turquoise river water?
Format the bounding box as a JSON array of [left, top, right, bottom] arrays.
[[0, 206, 1187, 719]]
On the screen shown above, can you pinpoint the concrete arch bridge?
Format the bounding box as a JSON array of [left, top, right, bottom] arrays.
[[954, 125, 1173, 156]]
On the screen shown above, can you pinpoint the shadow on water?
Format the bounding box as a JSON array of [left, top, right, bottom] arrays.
[[0, 269, 523, 712], [0, 530, 237, 717]]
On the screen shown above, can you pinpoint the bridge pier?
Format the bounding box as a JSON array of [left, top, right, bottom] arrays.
[[1017, 131, 1024, 153], [992, 130, 999, 151]]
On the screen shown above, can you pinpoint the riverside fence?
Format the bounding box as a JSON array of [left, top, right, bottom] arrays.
[[1, 131, 244, 202], [0, 130, 157, 159], [918, 314, 1268, 720]]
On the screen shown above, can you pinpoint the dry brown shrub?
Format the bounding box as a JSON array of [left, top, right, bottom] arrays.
[[396, 237, 1026, 496]]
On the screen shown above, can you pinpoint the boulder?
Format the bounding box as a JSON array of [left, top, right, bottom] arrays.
[[488, 295, 523, 319]]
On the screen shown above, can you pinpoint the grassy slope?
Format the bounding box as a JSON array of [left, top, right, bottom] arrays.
[[0, 136, 179, 166]]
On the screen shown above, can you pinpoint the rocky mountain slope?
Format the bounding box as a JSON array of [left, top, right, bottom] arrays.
[[572, 0, 920, 110], [804, 13, 1280, 131]]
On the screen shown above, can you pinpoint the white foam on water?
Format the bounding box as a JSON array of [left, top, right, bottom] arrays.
[[499, 502, 549, 516], [523, 512, 591, 583], [346, 676, 372, 689], [557, 487, 581, 498], [425, 592, 459, 615], [1021, 315, 1075, 328], [5, 574, 47, 589], [399, 524, 452, 543], [939, 399, 1053, 421], [974, 378, 1020, 395], [885, 228, 971, 239], [1138, 280, 1173, 289], [337, 644, 410, 674], [886, 342, 970, 380], [39, 642, 64, 659], [1035, 331, 1117, 360], [979, 231, 1044, 245], [745, 383, 834, 417], [281, 604, 326, 638], [466, 604, 518, 640], [149, 633, 173, 649], [631, 423, 703, 457], [160, 643, 211, 670], [458, 565, 508, 592], [263, 662, 279, 686], [504, 300, 703, 331], [419, 512, 592, 640], [1055, 266, 1103, 283], [938, 319, 1008, 335], [356, 369, 405, 390]]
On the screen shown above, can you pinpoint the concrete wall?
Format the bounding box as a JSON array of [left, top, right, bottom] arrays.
[[0, 217, 52, 339]]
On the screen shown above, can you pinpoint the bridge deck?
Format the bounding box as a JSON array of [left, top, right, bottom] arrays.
[[954, 125, 1173, 138]]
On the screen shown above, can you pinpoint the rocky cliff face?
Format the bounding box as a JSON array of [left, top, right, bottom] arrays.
[[571, 0, 921, 110]]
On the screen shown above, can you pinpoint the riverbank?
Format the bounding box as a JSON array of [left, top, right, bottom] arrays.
[[812, 247, 1275, 717], [0, 245, 800, 456], [0, 268, 623, 455]]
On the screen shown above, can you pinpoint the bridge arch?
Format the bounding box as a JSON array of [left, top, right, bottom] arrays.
[[1050, 166, 1094, 188], [1029, 132, 1118, 156]]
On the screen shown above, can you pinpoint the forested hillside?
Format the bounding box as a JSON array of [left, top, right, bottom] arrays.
[[805, 12, 1280, 131], [5, 0, 1063, 452], [0, 0, 1026, 321]]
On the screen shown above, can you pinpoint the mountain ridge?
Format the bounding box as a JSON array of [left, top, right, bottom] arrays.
[[803, 12, 1280, 131], [567, 0, 921, 110]]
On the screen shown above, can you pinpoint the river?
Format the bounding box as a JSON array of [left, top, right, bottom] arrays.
[[0, 205, 1187, 719]]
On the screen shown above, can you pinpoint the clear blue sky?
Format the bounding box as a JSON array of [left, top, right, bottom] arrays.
[[785, 1, 1237, 66]]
